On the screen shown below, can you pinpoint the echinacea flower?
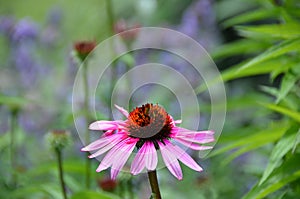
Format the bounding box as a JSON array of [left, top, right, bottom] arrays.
[[82, 103, 214, 180], [74, 41, 96, 61], [114, 19, 140, 41]]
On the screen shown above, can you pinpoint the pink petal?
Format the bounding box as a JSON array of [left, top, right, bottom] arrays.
[[174, 137, 213, 151], [96, 138, 138, 175], [81, 134, 119, 151], [175, 134, 214, 144], [174, 120, 182, 124], [88, 135, 124, 158], [111, 141, 136, 179], [114, 104, 129, 117], [159, 142, 182, 180], [89, 121, 118, 131], [177, 128, 214, 136], [131, 144, 147, 175], [168, 144, 203, 172], [145, 142, 158, 171], [96, 139, 129, 172]]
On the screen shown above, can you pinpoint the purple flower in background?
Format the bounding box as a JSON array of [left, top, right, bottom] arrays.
[[47, 6, 62, 26], [179, 0, 219, 49], [12, 18, 39, 42], [13, 43, 40, 87], [41, 7, 63, 47], [10, 18, 41, 88], [0, 16, 15, 38]]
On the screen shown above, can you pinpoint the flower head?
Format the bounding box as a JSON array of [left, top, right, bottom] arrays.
[[74, 41, 96, 62], [82, 104, 214, 180], [114, 19, 140, 41], [13, 18, 39, 42], [46, 129, 71, 151], [97, 178, 117, 192]]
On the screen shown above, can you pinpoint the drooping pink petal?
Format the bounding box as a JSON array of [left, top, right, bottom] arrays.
[[131, 142, 158, 175], [96, 138, 138, 176], [88, 135, 124, 158], [173, 137, 213, 151], [175, 134, 214, 144], [176, 128, 214, 137], [144, 142, 158, 171], [166, 142, 203, 172], [89, 121, 118, 131], [174, 119, 182, 124], [131, 144, 147, 175], [111, 141, 136, 179], [159, 142, 182, 180], [81, 134, 120, 151], [114, 104, 129, 117]]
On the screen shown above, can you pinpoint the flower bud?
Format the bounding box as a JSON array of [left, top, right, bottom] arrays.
[[46, 130, 71, 151]]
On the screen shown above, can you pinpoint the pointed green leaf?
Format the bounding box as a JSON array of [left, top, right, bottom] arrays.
[[259, 133, 297, 185], [276, 71, 299, 103], [236, 23, 300, 39], [243, 155, 300, 199], [261, 103, 300, 123], [222, 8, 279, 28], [212, 39, 269, 59], [210, 122, 289, 157], [292, 128, 300, 153], [238, 37, 300, 72]]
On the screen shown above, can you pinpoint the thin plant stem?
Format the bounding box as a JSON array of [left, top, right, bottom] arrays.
[[55, 148, 67, 199], [106, 0, 116, 120], [10, 109, 18, 187], [82, 61, 91, 189], [147, 170, 162, 199]]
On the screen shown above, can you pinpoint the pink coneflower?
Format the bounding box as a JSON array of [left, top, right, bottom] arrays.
[[81, 103, 214, 180]]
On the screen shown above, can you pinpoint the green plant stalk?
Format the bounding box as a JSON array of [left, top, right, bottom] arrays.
[[82, 61, 91, 189], [106, 0, 116, 120], [55, 148, 67, 199], [147, 170, 162, 199], [10, 109, 19, 187]]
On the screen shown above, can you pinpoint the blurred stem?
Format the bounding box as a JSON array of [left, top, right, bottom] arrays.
[[10, 109, 19, 187], [106, 0, 116, 120], [147, 170, 162, 199], [82, 61, 91, 189], [55, 148, 67, 199]]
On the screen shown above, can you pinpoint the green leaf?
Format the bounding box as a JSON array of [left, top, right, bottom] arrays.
[[120, 53, 135, 67], [236, 23, 300, 39], [261, 103, 300, 123], [237, 37, 300, 72], [246, 170, 300, 199], [212, 39, 269, 59], [292, 128, 300, 153], [210, 122, 289, 157], [243, 154, 300, 199], [222, 8, 279, 28], [71, 191, 120, 199], [276, 71, 299, 103], [195, 57, 294, 94], [0, 94, 31, 111], [259, 133, 297, 185]]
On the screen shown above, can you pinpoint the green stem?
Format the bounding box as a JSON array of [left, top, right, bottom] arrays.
[[10, 109, 18, 187], [106, 0, 116, 120], [82, 61, 91, 189], [147, 170, 162, 199], [55, 148, 67, 199]]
